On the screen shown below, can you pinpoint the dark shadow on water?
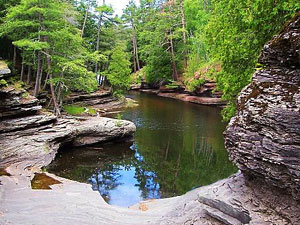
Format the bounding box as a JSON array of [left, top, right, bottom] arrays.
[[47, 92, 237, 207]]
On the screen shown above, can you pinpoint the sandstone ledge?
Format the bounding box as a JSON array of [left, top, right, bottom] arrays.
[[0, 116, 136, 169]]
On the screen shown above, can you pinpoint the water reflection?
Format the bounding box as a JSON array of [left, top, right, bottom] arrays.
[[47, 92, 237, 207]]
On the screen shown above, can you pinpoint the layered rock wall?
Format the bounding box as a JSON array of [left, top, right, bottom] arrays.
[[0, 87, 136, 169], [225, 12, 300, 200]]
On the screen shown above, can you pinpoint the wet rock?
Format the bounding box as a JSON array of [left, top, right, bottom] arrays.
[[225, 13, 300, 200], [31, 173, 62, 189]]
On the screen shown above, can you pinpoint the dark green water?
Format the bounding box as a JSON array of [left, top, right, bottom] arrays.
[[47, 92, 237, 207]]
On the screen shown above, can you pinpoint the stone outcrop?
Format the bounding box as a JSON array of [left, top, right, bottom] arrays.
[[0, 87, 136, 169], [0, 60, 11, 77], [0, 87, 41, 118], [225, 12, 300, 200], [64, 90, 125, 113]]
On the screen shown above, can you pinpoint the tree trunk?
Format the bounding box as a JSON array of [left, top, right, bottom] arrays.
[[39, 64, 43, 91], [34, 51, 42, 96], [95, 0, 105, 74], [46, 54, 60, 116], [49, 73, 61, 116], [132, 36, 137, 73], [95, 17, 102, 73], [42, 72, 49, 91], [13, 45, 17, 69], [134, 33, 140, 71], [81, 0, 90, 38], [26, 65, 31, 84], [179, 0, 187, 68], [20, 56, 24, 81], [169, 34, 178, 81]]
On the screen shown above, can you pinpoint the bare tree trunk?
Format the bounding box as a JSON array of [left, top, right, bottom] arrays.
[[169, 34, 178, 81], [13, 45, 17, 68], [34, 51, 42, 96], [81, 0, 90, 38], [46, 54, 60, 116], [20, 56, 24, 81], [26, 65, 31, 84], [39, 64, 43, 91], [95, 0, 105, 74], [179, 0, 187, 68], [49, 73, 61, 116], [134, 33, 140, 71], [42, 72, 49, 91], [179, 0, 186, 45], [132, 36, 137, 73]]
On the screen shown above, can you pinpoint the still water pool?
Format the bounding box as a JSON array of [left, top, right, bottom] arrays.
[[47, 92, 237, 207]]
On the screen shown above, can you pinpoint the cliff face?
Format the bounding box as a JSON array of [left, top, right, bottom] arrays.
[[225, 12, 300, 200]]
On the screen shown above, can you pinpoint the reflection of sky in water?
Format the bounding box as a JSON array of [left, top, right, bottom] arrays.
[[89, 144, 161, 207], [48, 92, 237, 208]]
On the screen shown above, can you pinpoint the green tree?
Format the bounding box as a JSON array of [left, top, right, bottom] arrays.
[[106, 43, 131, 91], [206, 0, 300, 120], [1, 0, 101, 115]]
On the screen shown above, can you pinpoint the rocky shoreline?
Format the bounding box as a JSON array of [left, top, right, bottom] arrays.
[[131, 79, 226, 107]]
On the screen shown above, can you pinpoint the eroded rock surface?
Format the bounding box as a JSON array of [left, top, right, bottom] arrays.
[[225, 12, 300, 200], [0, 87, 136, 169]]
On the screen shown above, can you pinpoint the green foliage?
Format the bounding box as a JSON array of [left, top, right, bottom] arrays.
[[130, 66, 146, 85], [0, 79, 8, 87], [21, 92, 30, 99], [186, 79, 205, 92], [205, 0, 300, 119], [106, 44, 131, 90], [165, 80, 180, 89], [114, 113, 123, 127], [113, 89, 125, 100]]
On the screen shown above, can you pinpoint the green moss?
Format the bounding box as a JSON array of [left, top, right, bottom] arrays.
[[43, 143, 50, 154], [21, 92, 30, 99], [0, 79, 8, 87], [87, 107, 97, 115], [115, 120, 122, 127], [64, 105, 85, 115]]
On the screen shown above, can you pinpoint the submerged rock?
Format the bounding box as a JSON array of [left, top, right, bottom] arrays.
[[225, 12, 300, 200]]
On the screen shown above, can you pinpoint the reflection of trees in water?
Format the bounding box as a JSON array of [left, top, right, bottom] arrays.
[[89, 166, 122, 202], [88, 143, 161, 202], [134, 134, 237, 198]]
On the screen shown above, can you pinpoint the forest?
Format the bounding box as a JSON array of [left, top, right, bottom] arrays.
[[0, 0, 299, 119]]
